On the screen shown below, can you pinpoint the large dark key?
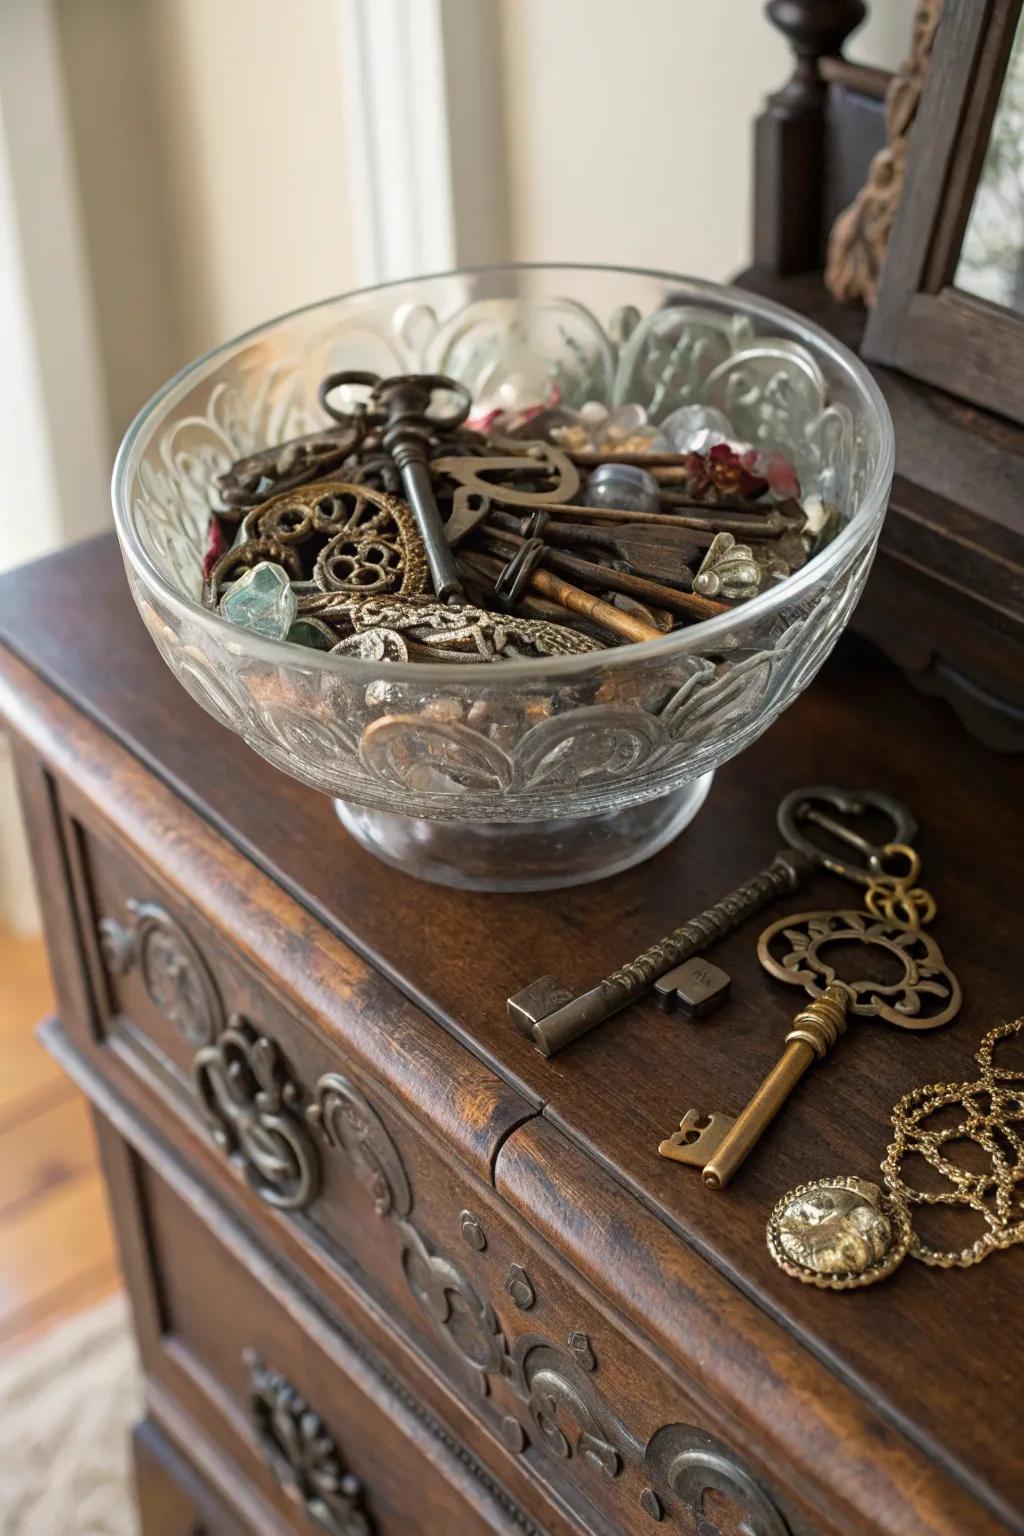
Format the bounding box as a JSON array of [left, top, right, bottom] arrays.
[[320, 371, 471, 603], [488, 508, 703, 587], [507, 786, 919, 1057], [508, 852, 813, 1056]]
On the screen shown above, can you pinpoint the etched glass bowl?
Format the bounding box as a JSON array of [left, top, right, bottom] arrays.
[[112, 265, 893, 890]]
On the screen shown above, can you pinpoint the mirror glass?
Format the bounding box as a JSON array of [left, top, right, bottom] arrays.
[[955, 7, 1024, 314]]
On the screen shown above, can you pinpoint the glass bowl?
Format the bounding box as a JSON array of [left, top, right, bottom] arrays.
[[112, 264, 893, 891]]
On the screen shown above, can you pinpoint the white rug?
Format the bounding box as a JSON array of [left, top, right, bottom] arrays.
[[0, 1295, 142, 1536]]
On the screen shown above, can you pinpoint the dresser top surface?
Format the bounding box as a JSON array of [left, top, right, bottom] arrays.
[[3, 533, 1022, 1524]]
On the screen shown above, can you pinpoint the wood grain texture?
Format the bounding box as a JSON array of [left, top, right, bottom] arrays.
[[0, 928, 119, 1353], [2, 539, 1023, 1531]]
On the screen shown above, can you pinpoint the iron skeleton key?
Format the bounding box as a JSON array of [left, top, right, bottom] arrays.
[[507, 787, 919, 1057], [320, 371, 472, 603]]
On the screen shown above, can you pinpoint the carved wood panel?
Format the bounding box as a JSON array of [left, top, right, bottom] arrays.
[[307, 1072, 790, 1536], [92, 886, 791, 1532]]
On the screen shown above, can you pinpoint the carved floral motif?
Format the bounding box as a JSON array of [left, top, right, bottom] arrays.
[[98, 898, 223, 1046], [245, 1351, 373, 1536]]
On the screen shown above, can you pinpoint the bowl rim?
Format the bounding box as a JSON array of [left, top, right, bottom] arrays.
[[112, 260, 894, 683]]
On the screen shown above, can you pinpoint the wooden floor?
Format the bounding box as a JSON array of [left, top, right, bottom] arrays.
[[0, 927, 120, 1355]]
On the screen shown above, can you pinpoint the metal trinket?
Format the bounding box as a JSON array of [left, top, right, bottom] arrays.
[[216, 421, 366, 510], [333, 595, 600, 664], [432, 440, 581, 507], [692, 532, 765, 600], [883, 1014, 1024, 1268], [766, 1177, 913, 1289], [768, 1015, 1024, 1289]]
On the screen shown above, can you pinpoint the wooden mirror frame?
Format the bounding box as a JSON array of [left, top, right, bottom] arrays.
[[863, 0, 1024, 425]]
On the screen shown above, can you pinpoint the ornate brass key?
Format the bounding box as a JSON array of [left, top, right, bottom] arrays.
[[659, 908, 961, 1189], [659, 983, 852, 1188]]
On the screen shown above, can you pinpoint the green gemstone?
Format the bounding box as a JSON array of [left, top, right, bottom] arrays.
[[219, 562, 297, 639], [286, 617, 335, 651]]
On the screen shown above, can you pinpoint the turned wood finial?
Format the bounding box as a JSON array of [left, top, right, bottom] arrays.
[[754, 0, 869, 274], [766, 0, 868, 99]]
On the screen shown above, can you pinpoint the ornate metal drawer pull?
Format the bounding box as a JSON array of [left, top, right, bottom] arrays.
[[193, 1015, 319, 1211], [245, 1351, 374, 1536]]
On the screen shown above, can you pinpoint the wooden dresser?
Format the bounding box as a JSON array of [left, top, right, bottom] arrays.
[[1, 535, 1020, 1536]]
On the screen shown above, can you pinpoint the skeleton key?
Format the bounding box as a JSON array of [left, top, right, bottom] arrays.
[[507, 786, 918, 1058], [661, 906, 961, 1189], [487, 508, 704, 588], [320, 371, 472, 602], [476, 524, 725, 622], [526, 501, 798, 542]]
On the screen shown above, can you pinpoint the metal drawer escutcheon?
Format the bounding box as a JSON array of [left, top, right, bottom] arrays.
[[245, 1351, 373, 1536]]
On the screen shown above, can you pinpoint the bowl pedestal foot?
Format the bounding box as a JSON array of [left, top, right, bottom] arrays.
[[333, 774, 714, 892]]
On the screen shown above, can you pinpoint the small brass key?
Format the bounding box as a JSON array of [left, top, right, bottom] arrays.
[[658, 983, 850, 1189]]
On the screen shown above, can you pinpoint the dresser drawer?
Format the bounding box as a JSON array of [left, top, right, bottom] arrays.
[[95, 1110, 540, 1536], [59, 810, 541, 1405]]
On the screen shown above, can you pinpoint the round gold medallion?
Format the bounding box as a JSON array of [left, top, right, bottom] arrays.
[[766, 1176, 912, 1290]]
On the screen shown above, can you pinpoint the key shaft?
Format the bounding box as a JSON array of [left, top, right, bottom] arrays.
[[702, 983, 850, 1189]]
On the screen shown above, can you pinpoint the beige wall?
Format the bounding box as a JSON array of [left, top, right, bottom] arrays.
[[498, 0, 918, 279], [56, 0, 359, 444], [57, 0, 919, 441]]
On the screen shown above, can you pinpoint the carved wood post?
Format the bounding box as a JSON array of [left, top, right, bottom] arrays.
[[754, 0, 868, 274]]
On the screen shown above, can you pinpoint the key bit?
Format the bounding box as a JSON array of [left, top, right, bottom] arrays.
[[658, 1110, 735, 1163], [659, 983, 851, 1190], [653, 957, 732, 1017]]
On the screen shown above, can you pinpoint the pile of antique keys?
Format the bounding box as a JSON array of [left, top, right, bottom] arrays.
[[204, 369, 832, 661]]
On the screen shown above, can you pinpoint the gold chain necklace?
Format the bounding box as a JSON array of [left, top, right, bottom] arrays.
[[768, 1016, 1024, 1289]]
